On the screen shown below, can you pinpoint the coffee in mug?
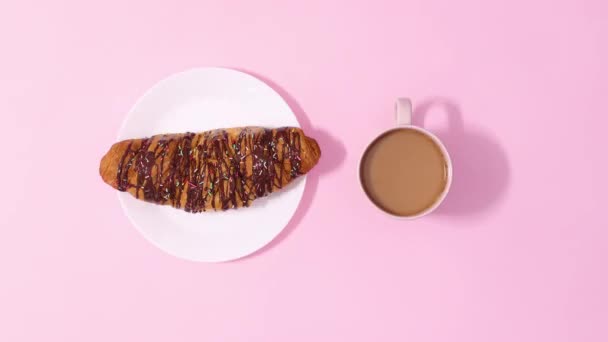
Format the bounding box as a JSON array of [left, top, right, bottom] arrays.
[[359, 98, 452, 218]]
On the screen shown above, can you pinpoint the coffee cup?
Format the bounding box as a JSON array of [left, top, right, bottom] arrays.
[[359, 98, 453, 219]]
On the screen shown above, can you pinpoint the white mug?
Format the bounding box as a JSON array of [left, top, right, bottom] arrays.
[[359, 98, 453, 219]]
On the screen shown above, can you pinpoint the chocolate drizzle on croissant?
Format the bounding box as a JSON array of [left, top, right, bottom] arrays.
[[101, 127, 320, 212]]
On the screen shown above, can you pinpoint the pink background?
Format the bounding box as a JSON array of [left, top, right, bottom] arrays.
[[2, 0, 607, 341]]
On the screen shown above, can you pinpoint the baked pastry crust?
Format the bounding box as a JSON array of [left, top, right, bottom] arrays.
[[100, 127, 321, 212]]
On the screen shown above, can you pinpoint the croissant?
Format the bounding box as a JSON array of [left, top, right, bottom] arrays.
[[100, 127, 321, 212]]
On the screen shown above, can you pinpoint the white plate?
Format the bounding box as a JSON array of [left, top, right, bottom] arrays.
[[117, 67, 305, 262]]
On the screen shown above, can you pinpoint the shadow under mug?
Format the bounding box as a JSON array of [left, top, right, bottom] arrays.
[[358, 98, 453, 219]]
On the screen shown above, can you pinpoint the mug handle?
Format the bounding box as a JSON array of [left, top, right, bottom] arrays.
[[396, 98, 412, 126]]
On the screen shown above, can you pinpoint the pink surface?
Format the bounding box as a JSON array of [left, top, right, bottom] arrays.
[[1, 0, 607, 341]]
